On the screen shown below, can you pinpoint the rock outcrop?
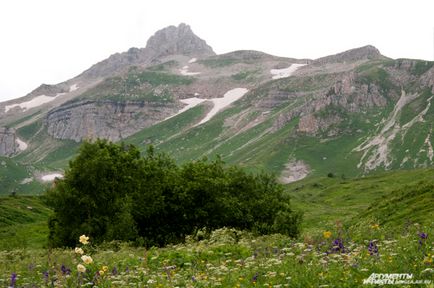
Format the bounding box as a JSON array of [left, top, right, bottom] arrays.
[[145, 23, 215, 59], [0, 127, 17, 156], [80, 23, 215, 79], [45, 100, 180, 142]]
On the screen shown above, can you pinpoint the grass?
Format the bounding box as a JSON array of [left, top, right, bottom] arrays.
[[0, 225, 432, 287], [0, 157, 46, 196], [1, 167, 433, 286], [0, 196, 51, 250], [198, 58, 238, 68], [125, 104, 207, 151], [78, 69, 194, 102], [411, 60, 434, 76], [286, 168, 434, 232]]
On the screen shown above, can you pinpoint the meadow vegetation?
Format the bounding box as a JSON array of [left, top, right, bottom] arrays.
[[1, 142, 433, 287]]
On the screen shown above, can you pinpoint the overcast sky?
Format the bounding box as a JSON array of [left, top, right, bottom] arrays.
[[1, 0, 433, 102]]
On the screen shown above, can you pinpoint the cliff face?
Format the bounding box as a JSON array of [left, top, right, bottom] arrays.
[[45, 100, 180, 142], [0, 127, 17, 156]]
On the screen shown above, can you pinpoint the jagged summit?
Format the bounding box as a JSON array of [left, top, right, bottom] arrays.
[[80, 23, 214, 79], [313, 45, 384, 65], [145, 23, 215, 58]]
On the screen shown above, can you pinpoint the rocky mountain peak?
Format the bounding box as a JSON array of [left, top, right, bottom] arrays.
[[313, 45, 384, 65], [145, 23, 215, 58]]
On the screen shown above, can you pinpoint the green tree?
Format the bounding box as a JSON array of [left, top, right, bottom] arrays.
[[46, 140, 302, 247]]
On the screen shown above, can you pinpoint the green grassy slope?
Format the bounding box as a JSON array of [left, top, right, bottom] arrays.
[[0, 196, 51, 249], [287, 168, 434, 233], [0, 157, 46, 196]]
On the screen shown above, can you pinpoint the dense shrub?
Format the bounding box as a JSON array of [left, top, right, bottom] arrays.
[[46, 140, 302, 247]]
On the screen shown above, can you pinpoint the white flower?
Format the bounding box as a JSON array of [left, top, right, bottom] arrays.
[[79, 235, 89, 245], [81, 255, 93, 264], [75, 247, 84, 255], [77, 264, 86, 273]]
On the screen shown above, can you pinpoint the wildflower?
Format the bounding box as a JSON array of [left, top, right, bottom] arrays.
[[81, 255, 93, 264], [419, 232, 428, 247], [331, 238, 345, 253], [75, 247, 84, 255], [42, 271, 49, 284], [370, 224, 380, 230], [323, 231, 332, 239], [102, 266, 109, 272], [419, 232, 428, 239], [79, 234, 90, 245], [368, 241, 379, 256], [9, 273, 17, 288], [77, 264, 86, 273], [111, 266, 118, 275], [61, 264, 71, 275], [424, 254, 433, 265], [252, 273, 258, 283], [99, 270, 105, 276]]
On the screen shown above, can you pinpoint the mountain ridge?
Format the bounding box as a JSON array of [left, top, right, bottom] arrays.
[[0, 24, 433, 194]]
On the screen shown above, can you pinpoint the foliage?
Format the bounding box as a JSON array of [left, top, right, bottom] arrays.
[[78, 69, 193, 102], [198, 57, 239, 68], [1, 225, 433, 287], [46, 140, 301, 248], [410, 60, 434, 76]]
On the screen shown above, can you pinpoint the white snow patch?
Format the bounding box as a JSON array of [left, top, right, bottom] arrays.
[[179, 65, 201, 76], [188, 58, 197, 63], [197, 88, 248, 125], [164, 97, 206, 120], [270, 63, 306, 79], [69, 84, 79, 92], [5, 91, 67, 113], [16, 138, 28, 151], [5, 95, 57, 112], [41, 173, 63, 182]]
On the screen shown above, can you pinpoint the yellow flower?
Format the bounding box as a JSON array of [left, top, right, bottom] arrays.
[[74, 247, 84, 255], [79, 235, 89, 245], [323, 231, 332, 239], [102, 266, 109, 272], [424, 254, 433, 265], [77, 264, 86, 273], [371, 224, 380, 230], [99, 270, 105, 276], [81, 255, 93, 264]]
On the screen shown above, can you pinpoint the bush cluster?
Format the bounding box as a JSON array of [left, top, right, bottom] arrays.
[[46, 140, 301, 247]]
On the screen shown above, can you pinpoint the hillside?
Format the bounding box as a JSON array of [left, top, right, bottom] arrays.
[[2, 167, 433, 250], [0, 24, 433, 195]]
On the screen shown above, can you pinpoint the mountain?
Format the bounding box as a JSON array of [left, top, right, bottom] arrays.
[[0, 23, 434, 194]]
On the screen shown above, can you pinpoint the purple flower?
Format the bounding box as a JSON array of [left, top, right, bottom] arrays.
[[60, 264, 71, 275], [42, 271, 49, 283], [9, 273, 17, 288], [368, 241, 379, 256], [112, 266, 118, 275], [191, 276, 197, 282], [419, 232, 428, 239], [419, 232, 428, 247], [331, 238, 345, 253], [252, 272, 259, 282]]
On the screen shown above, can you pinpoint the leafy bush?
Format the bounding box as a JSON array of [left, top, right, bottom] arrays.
[[46, 140, 301, 247]]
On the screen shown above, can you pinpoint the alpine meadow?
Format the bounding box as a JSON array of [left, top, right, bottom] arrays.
[[0, 19, 433, 287]]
